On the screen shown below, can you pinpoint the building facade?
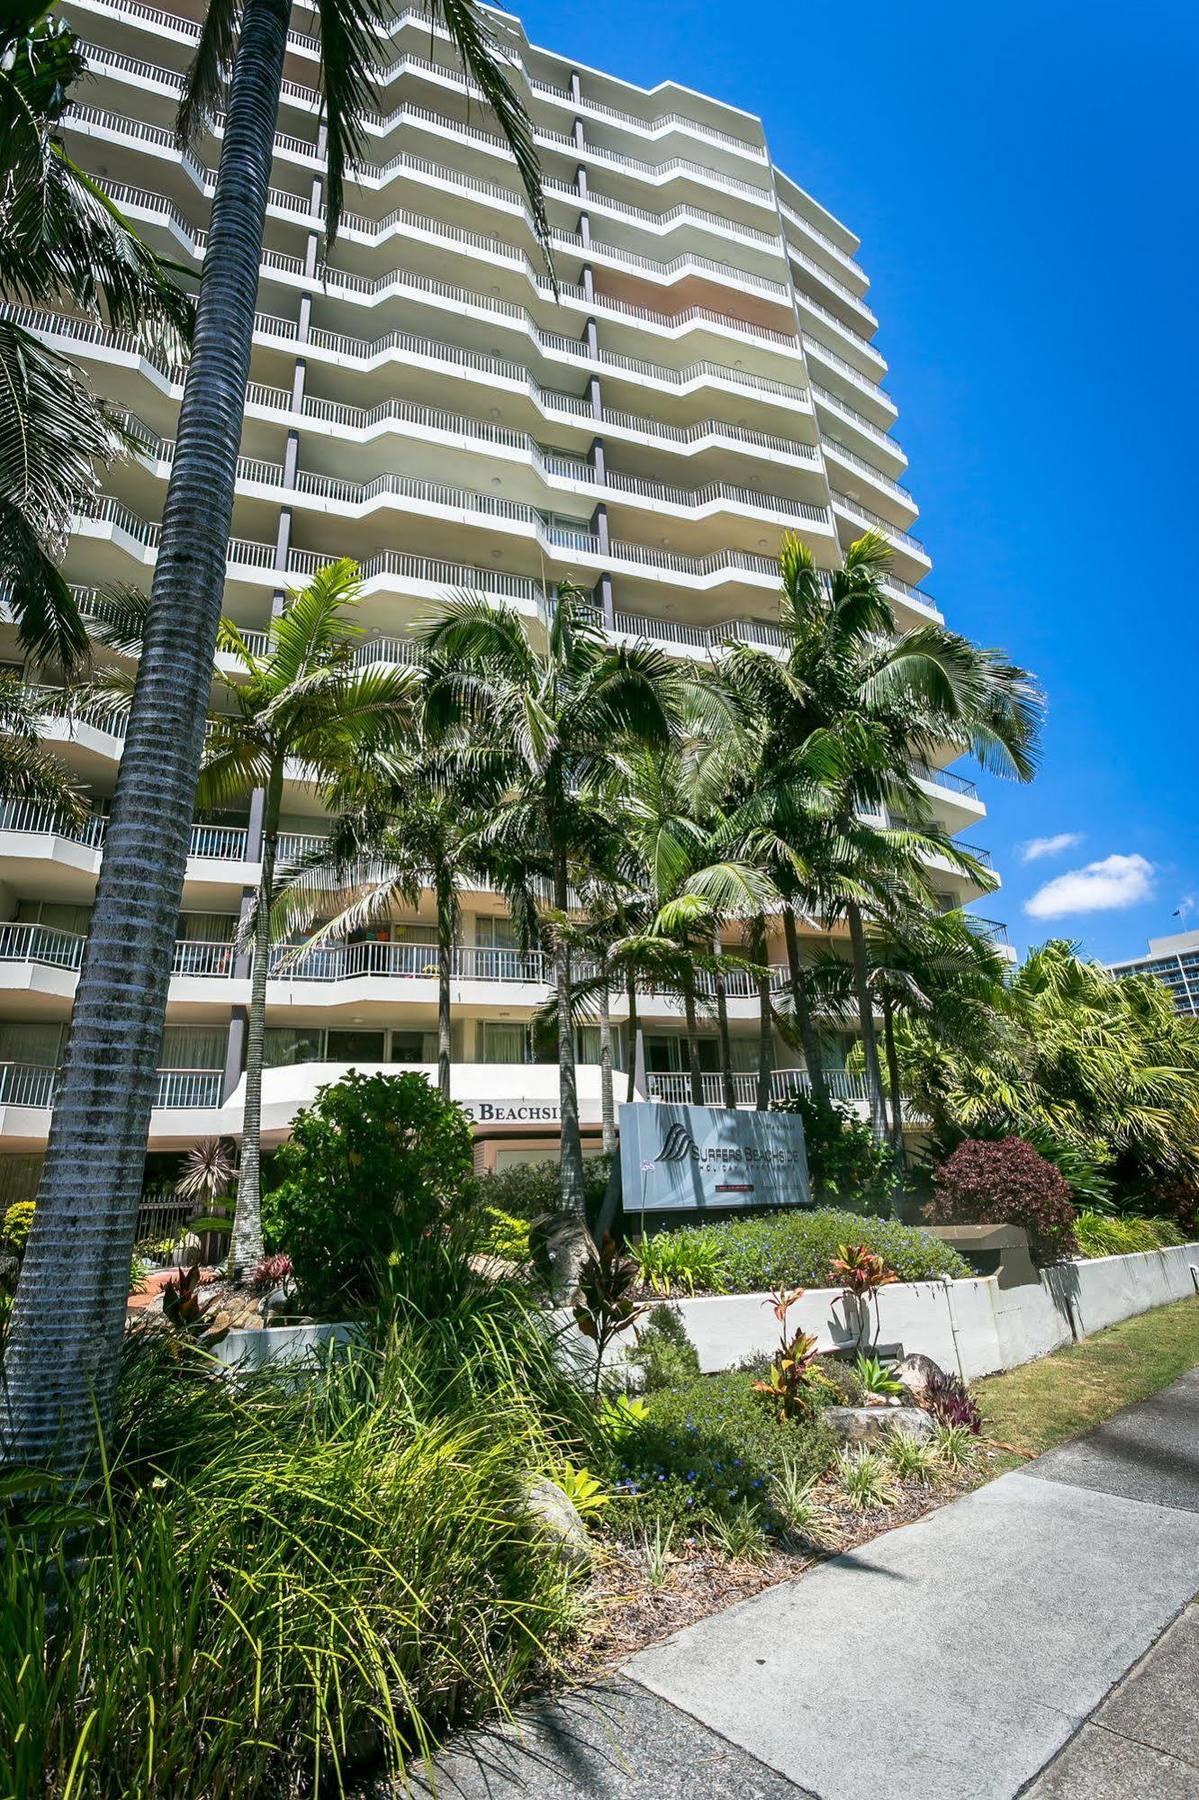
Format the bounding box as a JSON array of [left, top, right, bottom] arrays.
[[1108, 931, 1199, 1018], [0, 0, 999, 1191]]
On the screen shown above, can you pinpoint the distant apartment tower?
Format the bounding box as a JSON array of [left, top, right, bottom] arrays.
[[0, 0, 998, 1193], [1108, 931, 1199, 1017]]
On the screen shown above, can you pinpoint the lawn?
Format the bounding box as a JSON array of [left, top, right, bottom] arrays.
[[977, 1294, 1199, 1461]]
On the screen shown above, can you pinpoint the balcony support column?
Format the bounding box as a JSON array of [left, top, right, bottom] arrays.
[[572, 117, 585, 151], [272, 507, 292, 577], [590, 502, 609, 557], [587, 372, 602, 418], [583, 317, 598, 359], [582, 264, 594, 302], [594, 570, 614, 627], [290, 359, 306, 411], [589, 436, 606, 484], [296, 292, 312, 347], [575, 163, 587, 199], [221, 1007, 247, 1103], [303, 232, 319, 280], [569, 70, 581, 103], [579, 211, 590, 249]]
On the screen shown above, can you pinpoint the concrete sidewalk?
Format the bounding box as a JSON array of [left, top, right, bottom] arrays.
[[411, 1368, 1199, 1799]]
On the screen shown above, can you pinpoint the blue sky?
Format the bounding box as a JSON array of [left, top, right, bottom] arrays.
[[518, 0, 1199, 962]]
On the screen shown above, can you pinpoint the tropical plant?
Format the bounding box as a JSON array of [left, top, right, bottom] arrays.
[[624, 1305, 701, 1394], [421, 587, 683, 1291], [159, 1264, 229, 1347], [854, 1352, 905, 1398], [550, 1461, 609, 1520], [597, 1392, 650, 1449], [266, 1070, 477, 1320], [768, 1456, 833, 1538], [1, 3, 192, 669], [0, 677, 90, 818], [573, 1232, 646, 1397], [920, 1368, 983, 1435], [174, 1136, 237, 1211], [932, 1421, 977, 1468], [703, 1499, 771, 1564], [716, 530, 1042, 1134], [884, 1428, 940, 1483], [1073, 1212, 1184, 1259], [752, 1287, 823, 1422], [829, 1242, 899, 1350], [632, 1227, 728, 1296], [249, 1251, 293, 1296], [931, 1135, 1078, 1262], [835, 1447, 897, 1509], [1, 0, 551, 1477], [772, 1089, 897, 1213], [635, 1208, 967, 1296], [196, 561, 416, 1273]]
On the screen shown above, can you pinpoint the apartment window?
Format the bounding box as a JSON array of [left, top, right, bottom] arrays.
[[478, 1022, 528, 1064], [177, 911, 239, 942], [161, 1025, 226, 1070], [474, 915, 519, 948], [325, 1028, 386, 1064], [264, 1027, 324, 1067], [0, 1021, 66, 1066], [15, 900, 93, 934], [389, 1030, 439, 1063]]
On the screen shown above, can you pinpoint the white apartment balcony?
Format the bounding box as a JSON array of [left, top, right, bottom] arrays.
[[830, 491, 931, 578], [777, 199, 869, 294], [647, 1068, 871, 1111], [802, 337, 897, 427], [810, 385, 908, 477]]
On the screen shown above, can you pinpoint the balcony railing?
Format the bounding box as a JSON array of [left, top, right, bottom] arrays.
[[0, 1064, 222, 1109], [646, 1068, 870, 1106], [0, 801, 107, 848], [172, 939, 239, 977], [0, 923, 85, 970], [909, 762, 979, 801], [0, 1063, 59, 1108], [830, 491, 927, 557]]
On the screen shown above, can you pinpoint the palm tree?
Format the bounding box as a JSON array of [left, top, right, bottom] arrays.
[[0, 675, 89, 819], [421, 589, 683, 1291], [717, 531, 1042, 1134], [197, 561, 415, 1274], [2, 1, 548, 1474], [1, 3, 192, 667]]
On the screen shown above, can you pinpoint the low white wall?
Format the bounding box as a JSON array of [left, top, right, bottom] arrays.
[[214, 1321, 359, 1369], [661, 1243, 1199, 1383]]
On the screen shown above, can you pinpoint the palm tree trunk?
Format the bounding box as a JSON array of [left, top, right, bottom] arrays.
[[625, 964, 639, 1102], [682, 968, 704, 1106], [1, 0, 291, 1474], [753, 915, 774, 1110], [847, 899, 887, 1140], [436, 866, 453, 1101], [714, 967, 736, 1109], [782, 904, 827, 1104], [229, 761, 281, 1278], [551, 849, 588, 1295], [881, 992, 905, 1161], [598, 976, 616, 1154]]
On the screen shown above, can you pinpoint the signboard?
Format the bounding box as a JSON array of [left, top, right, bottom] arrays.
[[619, 1101, 812, 1213]]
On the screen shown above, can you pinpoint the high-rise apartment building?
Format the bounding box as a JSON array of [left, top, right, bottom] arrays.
[[0, 0, 999, 1192], [1108, 931, 1199, 1017]]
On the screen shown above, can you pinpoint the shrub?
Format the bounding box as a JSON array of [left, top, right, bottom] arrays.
[[263, 1071, 477, 1318], [626, 1306, 701, 1393], [1, 1199, 35, 1259], [931, 1136, 1078, 1262], [249, 1252, 293, 1295], [631, 1208, 968, 1297], [1074, 1212, 1184, 1259], [475, 1154, 613, 1226], [632, 1226, 727, 1295], [2, 1303, 589, 1798], [609, 1368, 838, 1538], [771, 1091, 897, 1214], [920, 1367, 983, 1434]]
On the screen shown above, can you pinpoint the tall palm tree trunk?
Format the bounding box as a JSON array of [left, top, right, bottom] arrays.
[[598, 977, 616, 1154], [881, 992, 905, 1161], [847, 899, 887, 1139], [753, 915, 774, 1110], [782, 904, 828, 1104], [551, 850, 588, 1294], [1, 0, 291, 1474], [714, 968, 736, 1109], [230, 762, 281, 1278], [682, 969, 704, 1106], [435, 867, 454, 1101], [625, 964, 639, 1102]]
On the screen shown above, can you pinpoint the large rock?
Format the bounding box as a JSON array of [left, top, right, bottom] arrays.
[[521, 1477, 593, 1573], [892, 1352, 946, 1395], [826, 1405, 935, 1447]]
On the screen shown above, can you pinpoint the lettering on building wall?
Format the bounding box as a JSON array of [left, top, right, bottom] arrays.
[[461, 1101, 561, 1124]]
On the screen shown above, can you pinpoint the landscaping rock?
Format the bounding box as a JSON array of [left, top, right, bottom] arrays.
[[826, 1405, 935, 1446], [892, 1352, 946, 1394], [521, 1477, 593, 1573]]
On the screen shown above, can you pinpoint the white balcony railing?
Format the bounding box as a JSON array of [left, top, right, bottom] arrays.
[[0, 1063, 59, 1108], [0, 923, 86, 970], [646, 1068, 871, 1106], [0, 1063, 222, 1110]]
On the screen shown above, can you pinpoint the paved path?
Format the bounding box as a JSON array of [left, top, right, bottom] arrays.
[[411, 1368, 1199, 1798]]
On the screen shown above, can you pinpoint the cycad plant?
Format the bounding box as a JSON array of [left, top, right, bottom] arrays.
[[421, 587, 684, 1290], [1, 3, 192, 669], [197, 561, 415, 1274]]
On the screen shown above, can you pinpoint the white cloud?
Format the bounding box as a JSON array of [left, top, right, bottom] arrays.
[[1019, 831, 1083, 864], [1025, 853, 1155, 920]]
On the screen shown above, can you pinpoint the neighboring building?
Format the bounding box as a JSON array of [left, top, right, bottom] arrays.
[[0, 1, 998, 1191], [1108, 931, 1199, 1017]]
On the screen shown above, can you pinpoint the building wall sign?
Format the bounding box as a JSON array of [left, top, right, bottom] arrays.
[[619, 1101, 812, 1212], [460, 1100, 561, 1124]]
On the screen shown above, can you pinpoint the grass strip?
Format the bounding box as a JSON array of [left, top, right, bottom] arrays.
[[978, 1294, 1199, 1463]]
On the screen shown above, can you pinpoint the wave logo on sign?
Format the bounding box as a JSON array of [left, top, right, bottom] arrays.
[[655, 1122, 700, 1164]]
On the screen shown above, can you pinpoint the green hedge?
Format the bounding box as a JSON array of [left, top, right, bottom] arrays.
[[640, 1207, 970, 1295]]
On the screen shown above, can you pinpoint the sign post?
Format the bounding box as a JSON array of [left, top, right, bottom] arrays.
[[619, 1100, 811, 1215]]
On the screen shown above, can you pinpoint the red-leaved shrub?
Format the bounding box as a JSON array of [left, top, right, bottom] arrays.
[[250, 1252, 293, 1295], [931, 1137, 1078, 1262]]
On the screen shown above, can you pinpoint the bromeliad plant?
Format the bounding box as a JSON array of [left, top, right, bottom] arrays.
[[160, 1265, 229, 1349], [920, 1366, 983, 1435], [753, 1287, 822, 1423], [854, 1352, 906, 1399], [830, 1242, 899, 1351], [573, 1233, 646, 1397]]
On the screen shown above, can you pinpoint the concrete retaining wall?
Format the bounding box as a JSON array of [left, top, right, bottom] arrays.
[[663, 1243, 1199, 1382], [215, 1243, 1199, 1383]]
